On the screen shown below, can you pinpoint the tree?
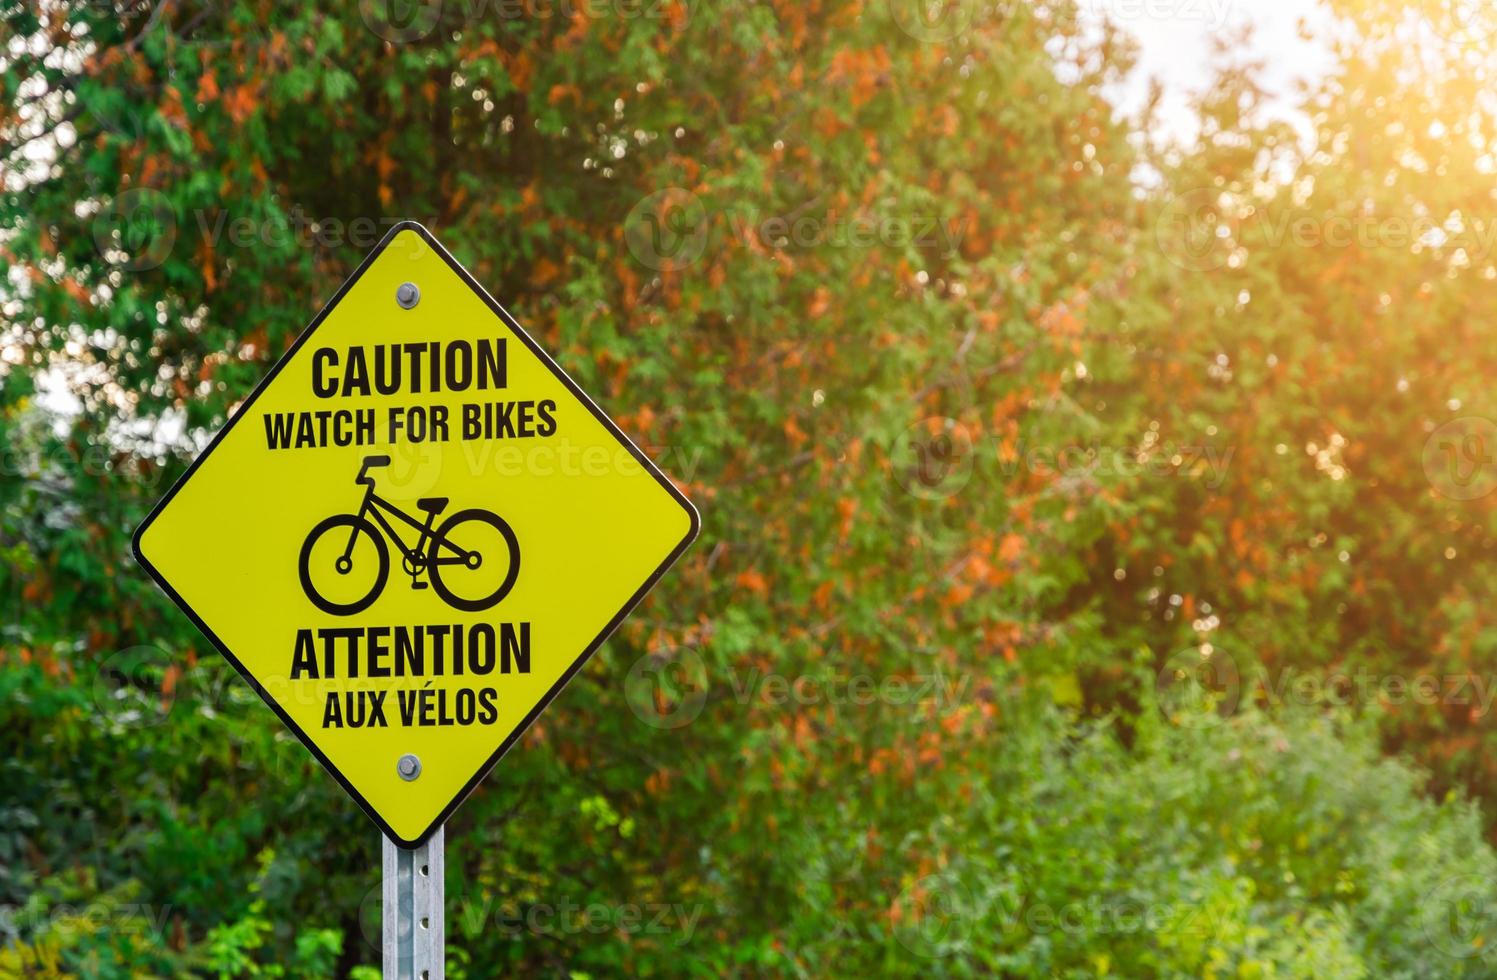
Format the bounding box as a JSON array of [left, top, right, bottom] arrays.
[[3, 0, 1495, 973]]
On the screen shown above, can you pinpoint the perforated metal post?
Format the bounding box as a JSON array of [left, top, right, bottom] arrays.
[[383, 826, 444, 979]]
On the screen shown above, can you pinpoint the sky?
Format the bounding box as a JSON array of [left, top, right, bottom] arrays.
[[1083, 0, 1336, 146]]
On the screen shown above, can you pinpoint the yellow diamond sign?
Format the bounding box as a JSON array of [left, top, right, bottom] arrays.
[[133, 223, 699, 846]]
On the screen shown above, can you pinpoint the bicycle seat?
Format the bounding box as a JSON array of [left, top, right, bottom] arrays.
[[416, 497, 449, 514]]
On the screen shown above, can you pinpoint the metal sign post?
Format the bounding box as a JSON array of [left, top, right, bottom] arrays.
[[131, 221, 697, 975], [383, 826, 444, 979]]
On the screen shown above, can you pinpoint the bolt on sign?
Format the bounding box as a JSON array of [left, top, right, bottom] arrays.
[[133, 222, 699, 847]]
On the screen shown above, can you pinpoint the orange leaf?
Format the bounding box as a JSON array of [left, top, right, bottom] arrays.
[[736, 569, 768, 595]]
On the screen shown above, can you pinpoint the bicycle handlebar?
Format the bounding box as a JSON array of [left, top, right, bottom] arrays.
[[356, 454, 391, 487]]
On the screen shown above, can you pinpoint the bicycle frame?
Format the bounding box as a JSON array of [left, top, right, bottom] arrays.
[[340, 483, 472, 572]]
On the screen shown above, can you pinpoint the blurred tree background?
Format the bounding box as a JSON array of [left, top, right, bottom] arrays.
[[2, 0, 1496, 975]]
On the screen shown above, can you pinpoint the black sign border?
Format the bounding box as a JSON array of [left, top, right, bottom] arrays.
[[131, 220, 701, 848]]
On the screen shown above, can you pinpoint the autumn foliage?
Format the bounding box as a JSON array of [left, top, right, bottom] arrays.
[[2, 0, 1497, 974]]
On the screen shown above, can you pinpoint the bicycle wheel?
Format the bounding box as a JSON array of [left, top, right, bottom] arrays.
[[428, 509, 520, 612], [299, 514, 389, 616]]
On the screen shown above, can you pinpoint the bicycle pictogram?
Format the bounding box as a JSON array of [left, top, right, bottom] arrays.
[[299, 454, 520, 615]]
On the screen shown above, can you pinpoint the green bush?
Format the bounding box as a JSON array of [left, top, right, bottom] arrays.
[[8, 663, 1496, 976], [766, 698, 1497, 977]]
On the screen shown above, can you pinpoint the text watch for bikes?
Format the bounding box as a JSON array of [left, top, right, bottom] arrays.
[[132, 222, 700, 858]]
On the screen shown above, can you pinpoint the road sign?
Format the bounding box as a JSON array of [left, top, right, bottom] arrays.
[[133, 222, 699, 846]]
